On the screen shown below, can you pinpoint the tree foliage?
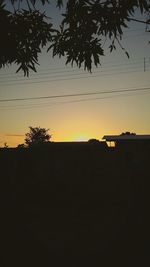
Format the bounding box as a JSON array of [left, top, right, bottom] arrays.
[[0, 0, 150, 75], [25, 126, 51, 147], [88, 138, 100, 144], [0, 0, 55, 76]]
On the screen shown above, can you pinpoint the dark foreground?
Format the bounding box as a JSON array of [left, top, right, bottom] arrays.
[[0, 144, 149, 267]]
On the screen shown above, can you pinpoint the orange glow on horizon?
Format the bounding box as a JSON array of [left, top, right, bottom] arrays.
[[0, 135, 24, 148], [53, 130, 102, 143], [74, 135, 89, 142]]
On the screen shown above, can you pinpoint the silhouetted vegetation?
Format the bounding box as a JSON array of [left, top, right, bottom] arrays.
[[88, 138, 101, 144], [17, 143, 25, 149], [3, 142, 9, 148], [25, 126, 51, 147], [0, 0, 149, 75]]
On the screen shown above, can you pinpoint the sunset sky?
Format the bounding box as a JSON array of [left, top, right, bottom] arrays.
[[0, 2, 150, 147]]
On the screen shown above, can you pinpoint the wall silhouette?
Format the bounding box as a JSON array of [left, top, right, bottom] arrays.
[[0, 144, 149, 267]]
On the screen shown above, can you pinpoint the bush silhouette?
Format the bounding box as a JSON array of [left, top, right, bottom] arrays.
[[25, 126, 51, 147]]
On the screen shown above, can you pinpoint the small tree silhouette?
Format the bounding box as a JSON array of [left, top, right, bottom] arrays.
[[3, 142, 9, 148], [25, 126, 51, 147], [17, 143, 25, 149], [88, 139, 100, 144]]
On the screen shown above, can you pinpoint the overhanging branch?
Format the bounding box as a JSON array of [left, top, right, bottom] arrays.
[[128, 17, 150, 25]]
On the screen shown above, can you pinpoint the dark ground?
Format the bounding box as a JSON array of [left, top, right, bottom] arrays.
[[0, 144, 149, 266]]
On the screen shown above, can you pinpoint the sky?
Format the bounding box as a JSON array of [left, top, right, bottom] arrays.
[[0, 1, 150, 147]]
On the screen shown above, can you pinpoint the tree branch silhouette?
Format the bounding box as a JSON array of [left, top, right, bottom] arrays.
[[0, 0, 149, 76]]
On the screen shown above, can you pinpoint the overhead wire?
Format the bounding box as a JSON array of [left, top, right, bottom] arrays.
[[0, 59, 146, 79], [0, 66, 149, 87], [0, 90, 150, 111], [0, 58, 149, 110], [1, 86, 150, 103], [0, 57, 148, 80], [123, 32, 149, 39]]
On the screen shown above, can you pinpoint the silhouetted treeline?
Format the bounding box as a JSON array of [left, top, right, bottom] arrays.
[[0, 144, 149, 267]]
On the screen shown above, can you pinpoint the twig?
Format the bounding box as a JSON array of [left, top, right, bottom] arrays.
[[128, 17, 150, 25]]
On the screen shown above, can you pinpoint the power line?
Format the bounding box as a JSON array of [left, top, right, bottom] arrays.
[[1, 86, 150, 103], [0, 57, 148, 80], [1, 90, 150, 111], [123, 32, 149, 39], [0, 59, 146, 82], [0, 67, 149, 87]]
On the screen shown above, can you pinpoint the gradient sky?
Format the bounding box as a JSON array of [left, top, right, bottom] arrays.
[[0, 2, 150, 147]]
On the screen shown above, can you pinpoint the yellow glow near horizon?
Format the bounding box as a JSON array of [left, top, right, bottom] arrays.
[[52, 123, 103, 143], [1, 130, 95, 147], [0, 135, 24, 148], [1, 71, 150, 148], [74, 135, 89, 142]]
